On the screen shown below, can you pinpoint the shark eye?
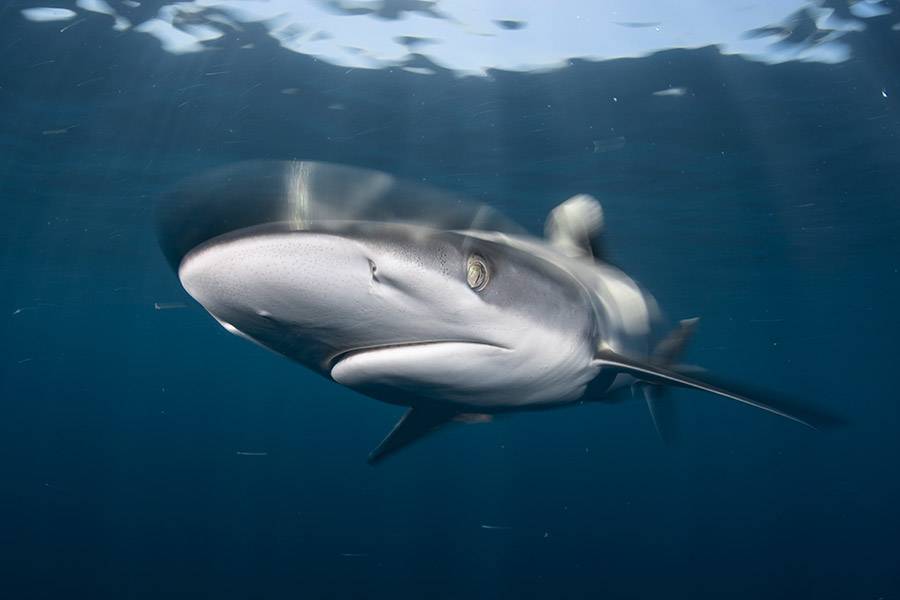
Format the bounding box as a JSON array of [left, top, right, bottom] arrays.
[[466, 255, 490, 291]]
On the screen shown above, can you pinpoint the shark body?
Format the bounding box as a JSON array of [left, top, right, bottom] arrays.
[[158, 161, 834, 463]]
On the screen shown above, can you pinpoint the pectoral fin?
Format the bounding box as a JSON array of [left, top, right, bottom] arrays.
[[368, 404, 459, 465], [595, 349, 841, 429]]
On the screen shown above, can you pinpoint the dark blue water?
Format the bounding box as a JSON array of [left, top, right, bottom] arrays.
[[2, 2, 899, 598]]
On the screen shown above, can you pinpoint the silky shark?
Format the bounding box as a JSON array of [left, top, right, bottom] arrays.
[[157, 161, 837, 464]]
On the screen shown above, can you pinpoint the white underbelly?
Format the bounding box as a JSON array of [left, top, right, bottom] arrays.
[[331, 340, 600, 408]]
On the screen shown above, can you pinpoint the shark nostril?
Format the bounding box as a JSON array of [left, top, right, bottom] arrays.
[[368, 259, 378, 280]]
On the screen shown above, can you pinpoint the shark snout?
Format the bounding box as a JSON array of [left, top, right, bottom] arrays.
[[179, 232, 371, 330], [177, 230, 499, 371]]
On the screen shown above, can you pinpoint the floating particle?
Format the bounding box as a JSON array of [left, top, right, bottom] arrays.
[[652, 87, 687, 97], [60, 19, 86, 33], [76, 77, 105, 87], [154, 301, 187, 310], [593, 136, 626, 153], [235, 451, 268, 456], [43, 125, 78, 135]]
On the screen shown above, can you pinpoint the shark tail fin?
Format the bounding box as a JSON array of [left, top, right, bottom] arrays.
[[595, 344, 843, 430], [643, 318, 700, 443]]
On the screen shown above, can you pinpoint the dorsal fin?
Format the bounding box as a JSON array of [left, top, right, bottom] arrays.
[[544, 194, 606, 260]]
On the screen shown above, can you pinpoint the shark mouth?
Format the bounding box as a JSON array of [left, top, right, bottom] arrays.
[[328, 340, 509, 371], [328, 340, 514, 401]]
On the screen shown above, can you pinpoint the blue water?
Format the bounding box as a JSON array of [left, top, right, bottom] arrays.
[[2, 3, 899, 598]]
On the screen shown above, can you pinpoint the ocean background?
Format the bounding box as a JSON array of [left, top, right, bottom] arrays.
[[1, 1, 899, 598]]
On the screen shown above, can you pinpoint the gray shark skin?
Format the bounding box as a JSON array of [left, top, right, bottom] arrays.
[[157, 161, 839, 464]]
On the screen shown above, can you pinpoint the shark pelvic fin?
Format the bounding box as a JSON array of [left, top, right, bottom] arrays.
[[595, 348, 820, 429], [368, 404, 459, 465], [643, 386, 677, 444]]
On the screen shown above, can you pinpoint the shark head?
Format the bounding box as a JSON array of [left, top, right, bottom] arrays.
[[162, 162, 600, 409]]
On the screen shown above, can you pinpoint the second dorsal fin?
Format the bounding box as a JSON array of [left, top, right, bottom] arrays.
[[643, 318, 700, 444]]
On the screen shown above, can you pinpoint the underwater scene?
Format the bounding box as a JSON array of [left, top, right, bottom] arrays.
[[1, 1, 899, 598]]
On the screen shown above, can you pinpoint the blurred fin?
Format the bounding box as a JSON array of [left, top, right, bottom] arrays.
[[157, 160, 524, 270], [643, 387, 677, 445], [642, 318, 700, 444], [653, 318, 699, 364], [544, 194, 606, 260], [368, 405, 458, 465]]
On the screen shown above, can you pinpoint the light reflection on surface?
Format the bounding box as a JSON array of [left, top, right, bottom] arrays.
[[20, 0, 896, 75]]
